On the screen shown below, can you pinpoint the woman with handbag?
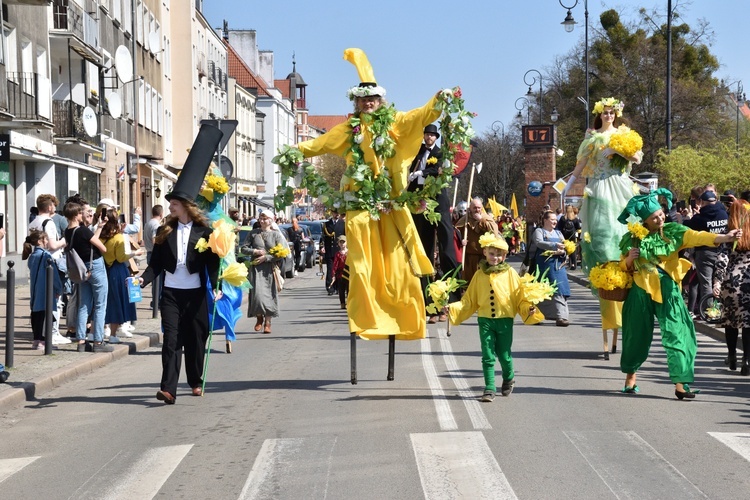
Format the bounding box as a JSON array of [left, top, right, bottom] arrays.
[[63, 202, 112, 352], [241, 209, 286, 334]]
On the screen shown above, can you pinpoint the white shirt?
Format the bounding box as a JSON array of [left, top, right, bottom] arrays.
[[164, 221, 201, 289]]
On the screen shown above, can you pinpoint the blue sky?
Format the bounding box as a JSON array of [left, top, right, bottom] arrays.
[[203, 1, 749, 137]]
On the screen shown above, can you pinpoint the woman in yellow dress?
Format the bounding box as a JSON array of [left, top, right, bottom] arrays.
[[293, 49, 441, 341]]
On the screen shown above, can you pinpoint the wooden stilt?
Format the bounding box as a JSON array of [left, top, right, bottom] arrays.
[[611, 329, 618, 353], [387, 334, 395, 381], [350, 332, 357, 385], [602, 329, 610, 360]]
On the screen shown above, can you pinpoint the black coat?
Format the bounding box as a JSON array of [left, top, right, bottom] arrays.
[[141, 223, 220, 289], [407, 145, 443, 193]]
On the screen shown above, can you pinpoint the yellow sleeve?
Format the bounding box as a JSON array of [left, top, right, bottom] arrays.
[[448, 272, 480, 325], [297, 122, 351, 158], [113, 234, 130, 263], [394, 95, 441, 142], [681, 229, 718, 250]]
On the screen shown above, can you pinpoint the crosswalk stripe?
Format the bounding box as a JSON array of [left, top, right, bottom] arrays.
[[708, 432, 750, 463], [437, 327, 492, 430], [238, 437, 337, 500], [411, 431, 517, 500], [0, 456, 40, 484], [421, 338, 458, 431], [565, 431, 708, 499], [99, 444, 193, 500]]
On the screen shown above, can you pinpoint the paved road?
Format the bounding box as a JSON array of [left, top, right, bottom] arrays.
[[1, 262, 749, 499]]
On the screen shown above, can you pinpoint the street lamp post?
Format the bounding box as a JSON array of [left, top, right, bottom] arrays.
[[515, 97, 531, 125], [491, 120, 507, 204], [524, 69, 543, 123], [544, 89, 563, 123], [559, 0, 589, 130]]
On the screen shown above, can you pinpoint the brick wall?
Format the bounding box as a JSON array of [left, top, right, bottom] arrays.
[[524, 147, 558, 227]]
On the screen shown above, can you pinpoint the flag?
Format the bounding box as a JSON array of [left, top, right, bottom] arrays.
[[510, 193, 519, 218], [450, 139, 477, 176], [486, 197, 508, 217]]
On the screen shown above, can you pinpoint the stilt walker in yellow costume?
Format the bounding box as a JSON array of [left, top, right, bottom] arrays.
[[272, 49, 474, 383]]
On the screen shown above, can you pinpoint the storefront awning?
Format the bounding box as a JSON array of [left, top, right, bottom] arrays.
[[145, 162, 178, 182]]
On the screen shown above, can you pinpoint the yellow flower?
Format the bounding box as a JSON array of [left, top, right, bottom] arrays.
[[589, 262, 633, 290], [520, 270, 557, 304], [478, 232, 507, 250], [609, 126, 643, 159], [563, 240, 576, 255], [583, 232, 592, 243], [627, 221, 649, 240], [207, 219, 236, 258], [592, 97, 624, 116], [425, 275, 465, 314], [205, 173, 230, 195], [426, 157, 438, 165], [200, 187, 214, 202], [269, 243, 290, 259], [195, 237, 209, 253], [219, 262, 250, 288]]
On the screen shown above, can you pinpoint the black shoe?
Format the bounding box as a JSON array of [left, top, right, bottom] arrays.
[[501, 379, 515, 397], [556, 318, 570, 327], [741, 359, 750, 376], [729, 356, 737, 371], [675, 385, 698, 400], [87, 342, 114, 353], [604, 351, 610, 361], [611, 345, 617, 354]]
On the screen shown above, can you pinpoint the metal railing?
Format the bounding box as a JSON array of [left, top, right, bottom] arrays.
[[52, 99, 100, 147], [6, 72, 40, 120]]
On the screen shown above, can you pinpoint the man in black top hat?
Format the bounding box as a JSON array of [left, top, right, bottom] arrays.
[[408, 124, 459, 323]]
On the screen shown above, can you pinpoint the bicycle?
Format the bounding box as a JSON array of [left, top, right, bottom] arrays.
[[697, 293, 723, 323]]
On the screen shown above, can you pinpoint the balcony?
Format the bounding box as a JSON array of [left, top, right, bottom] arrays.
[[6, 72, 53, 125], [196, 51, 206, 80], [52, 99, 102, 151], [50, 0, 101, 64], [208, 60, 216, 84]]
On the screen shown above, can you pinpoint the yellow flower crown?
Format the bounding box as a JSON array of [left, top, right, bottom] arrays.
[[478, 232, 508, 251], [592, 97, 624, 117]]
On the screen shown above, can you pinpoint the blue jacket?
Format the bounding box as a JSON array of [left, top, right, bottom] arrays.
[[27, 247, 62, 312], [685, 202, 728, 251]]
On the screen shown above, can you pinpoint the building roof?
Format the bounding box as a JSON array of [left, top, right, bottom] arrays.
[[274, 79, 291, 99], [308, 115, 348, 132], [224, 40, 272, 97]]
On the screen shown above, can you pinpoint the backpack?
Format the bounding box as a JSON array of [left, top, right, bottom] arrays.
[[560, 218, 578, 239], [65, 227, 93, 283]]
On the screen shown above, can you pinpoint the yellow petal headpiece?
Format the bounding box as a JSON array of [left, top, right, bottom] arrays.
[[344, 48, 387, 101]]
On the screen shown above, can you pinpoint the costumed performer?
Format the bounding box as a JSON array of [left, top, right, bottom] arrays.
[[448, 232, 543, 402], [282, 48, 443, 341], [617, 188, 742, 399], [140, 124, 224, 404], [563, 97, 643, 357]]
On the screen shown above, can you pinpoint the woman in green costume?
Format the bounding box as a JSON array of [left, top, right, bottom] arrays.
[[617, 188, 742, 399]]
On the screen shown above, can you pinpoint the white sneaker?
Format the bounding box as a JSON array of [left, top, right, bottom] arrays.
[[122, 322, 135, 332], [52, 333, 72, 345], [103, 326, 111, 338], [116, 327, 133, 338], [108, 336, 121, 344]]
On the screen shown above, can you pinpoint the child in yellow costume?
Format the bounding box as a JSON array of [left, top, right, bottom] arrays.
[[295, 49, 442, 341], [448, 233, 543, 402]]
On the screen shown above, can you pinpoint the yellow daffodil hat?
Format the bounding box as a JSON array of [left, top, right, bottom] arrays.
[[478, 232, 509, 251], [344, 48, 387, 101]]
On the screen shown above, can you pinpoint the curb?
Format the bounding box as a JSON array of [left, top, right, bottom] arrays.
[[0, 331, 163, 411], [566, 271, 727, 345]]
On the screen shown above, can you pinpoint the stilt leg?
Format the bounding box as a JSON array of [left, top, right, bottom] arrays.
[[387, 334, 395, 381], [611, 329, 618, 353], [602, 329, 610, 361], [446, 320, 451, 337], [350, 332, 357, 385]]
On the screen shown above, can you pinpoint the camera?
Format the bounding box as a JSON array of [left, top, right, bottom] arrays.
[[720, 195, 733, 205]]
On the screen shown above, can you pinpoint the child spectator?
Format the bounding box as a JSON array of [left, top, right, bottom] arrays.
[[332, 235, 349, 309], [23, 229, 62, 350], [447, 232, 543, 402]]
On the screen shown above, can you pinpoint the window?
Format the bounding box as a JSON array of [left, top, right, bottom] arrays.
[[138, 78, 144, 125], [4, 27, 17, 81], [144, 82, 151, 129]]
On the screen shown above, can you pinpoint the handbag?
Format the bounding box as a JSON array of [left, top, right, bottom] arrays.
[[272, 265, 285, 292], [65, 227, 93, 283]]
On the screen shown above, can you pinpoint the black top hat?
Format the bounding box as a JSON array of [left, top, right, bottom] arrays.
[[423, 124, 440, 139], [165, 124, 224, 203]]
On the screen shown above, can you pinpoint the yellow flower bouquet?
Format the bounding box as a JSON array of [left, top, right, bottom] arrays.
[[563, 240, 576, 255], [589, 261, 633, 301], [608, 125, 643, 173], [425, 268, 466, 315], [519, 269, 557, 305], [269, 243, 290, 259]]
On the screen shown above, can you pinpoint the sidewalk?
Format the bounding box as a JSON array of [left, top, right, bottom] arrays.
[[0, 272, 165, 412]]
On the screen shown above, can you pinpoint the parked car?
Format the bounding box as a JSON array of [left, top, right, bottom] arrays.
[[279, 223, 317, 270], [237, 226, 295, 279], [298, 220, 324, 263]]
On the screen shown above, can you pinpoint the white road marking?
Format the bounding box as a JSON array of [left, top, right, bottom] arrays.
[[437, 327, 492, 430], [238, 437, 337, 500], [411, 431, 518, 500], [708, 432, 750, 463], [565, 431, 708, 499], [100, 444, 193, 500], [0, 456, 40, 484], [421, 338, 458, 431]]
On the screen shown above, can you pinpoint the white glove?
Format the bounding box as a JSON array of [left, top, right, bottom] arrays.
[[562, 175, 576, 196], [408, 171, 423, 183]]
